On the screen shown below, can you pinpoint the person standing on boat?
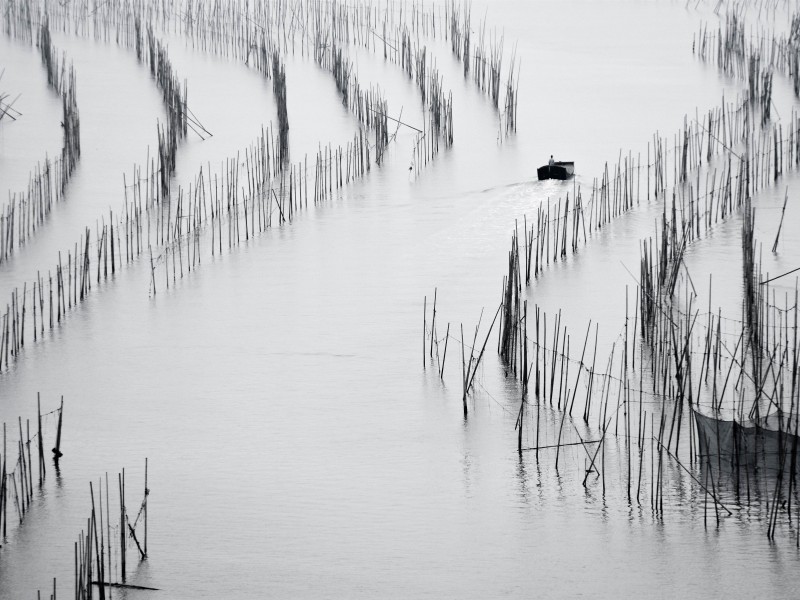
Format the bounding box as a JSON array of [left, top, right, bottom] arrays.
[[548, 155, 554, 166]]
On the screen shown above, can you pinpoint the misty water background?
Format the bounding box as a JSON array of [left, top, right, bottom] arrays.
[[2, 0, 800, 597]]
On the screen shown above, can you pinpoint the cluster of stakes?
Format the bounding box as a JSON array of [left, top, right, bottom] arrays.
[[425, 2, 800, 544], [0, 0, 522, 593]]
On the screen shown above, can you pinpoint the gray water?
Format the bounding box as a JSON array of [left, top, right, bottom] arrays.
[[1, 0, 800, 597]]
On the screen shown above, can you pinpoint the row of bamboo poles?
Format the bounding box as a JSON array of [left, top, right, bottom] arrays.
[[397, 25, 455, 169], [693, 9, 783, 124], [318, 37, 391, 165], [695, 8, 800, 102], [444, 0, 518, 132], [0, 16, 81, 265], [0, 112, 379, 370], [247, 31, 289, 160], [71, 464, 152, 600], [0, 395, 64, 544], [142, 22, 189, 198]]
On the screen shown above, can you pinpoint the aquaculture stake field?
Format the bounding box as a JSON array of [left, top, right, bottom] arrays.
[[1, 0, 800, 597]]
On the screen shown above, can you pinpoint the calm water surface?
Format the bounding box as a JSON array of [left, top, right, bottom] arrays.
[[1, 0, 799, 597]]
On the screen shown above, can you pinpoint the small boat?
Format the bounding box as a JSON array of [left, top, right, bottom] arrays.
[[537, 161, 574, 181]]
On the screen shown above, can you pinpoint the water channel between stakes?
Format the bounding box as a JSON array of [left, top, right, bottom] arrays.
[[1, 0, 800, 597]]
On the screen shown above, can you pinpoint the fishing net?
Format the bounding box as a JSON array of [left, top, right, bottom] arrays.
[[694, 409, 800, 476]]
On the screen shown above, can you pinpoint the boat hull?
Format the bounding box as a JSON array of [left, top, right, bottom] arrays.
[[537, 161, 574, 180]]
